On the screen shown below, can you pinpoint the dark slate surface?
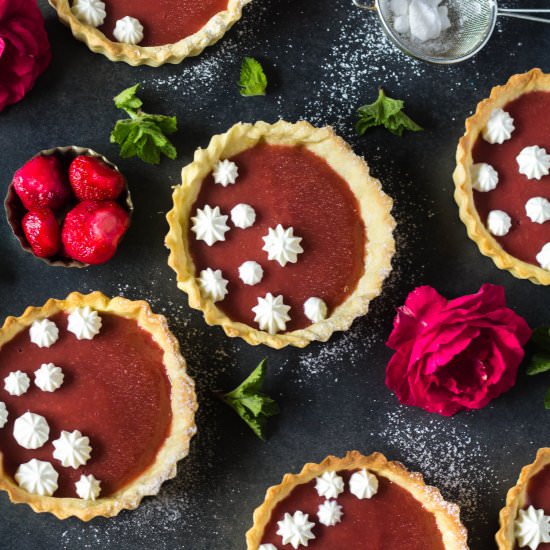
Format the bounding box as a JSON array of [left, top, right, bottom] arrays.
[[0, 1, 549, 549]]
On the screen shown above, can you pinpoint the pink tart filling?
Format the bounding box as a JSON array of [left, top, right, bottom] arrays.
[[260, 470, 445, 549], [473, 91, 550, 266], [0, 312, 172, 498], [188, 143, 367, 332], [522, 464, 550, 550], [99, 0, 230, 47]]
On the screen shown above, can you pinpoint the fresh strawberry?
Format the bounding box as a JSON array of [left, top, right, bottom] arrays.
[[12, 156, 71, 210], [61, 201, 130, 265], [68, 156, 125, 201], [21, 209, 61, 258]]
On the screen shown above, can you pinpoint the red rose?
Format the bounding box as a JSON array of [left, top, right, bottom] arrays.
[[385, 284, 531, 416], [0, 0, 51, 112]]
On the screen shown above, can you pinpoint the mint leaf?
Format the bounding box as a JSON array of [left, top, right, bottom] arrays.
[[356, 88, 423, 137], [239, 57, 267, 97], [114, 84, 143, 112], [222, 359, 279, 440], [527, 352, 550, 376], [111, 84, 178, 165], [527, 326, 550, 408]]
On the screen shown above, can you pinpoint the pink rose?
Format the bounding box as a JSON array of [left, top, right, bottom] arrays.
[[385, 284, 531, 416], [0, 0, 51, 112]]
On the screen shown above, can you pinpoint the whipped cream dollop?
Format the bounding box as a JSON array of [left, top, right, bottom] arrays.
[[252, 293, 291, 334], [29, 318, 59, 348], [53, 430, 92, 469], [4, 370, 30, 396], [315, 471, 344, 499], [15, 459, 58, 496], [71, 0, 106, 27], [68, 306, 102, 340], [198, 268, 229, 302], [276, 511, 316, 549], [304, 297, 328, 323], [392, 0, 451, 42], [536, 243, 550, 271], [515, 505, 550, 550], [517, 146, 550, 180], [34, 363, 64, 392], [262, 225, 304, 267], [0, 402, 8, 429], [482, 108, 515, 144], [231, 203, 256, 229], [317, 500, 343, 527], [471, 162, 499, 192], [75, 474, 102, 501], [113, 16, 144, 45], [13, 412, 50, 450], [526, 197, 550, 224], [349, 469, 379, 499], [487, 210, 512, 237], [259, 545, 278, 550], [191, 205, 230, 246], [238, 261, 264, 286], [213, 159, 239, 187]]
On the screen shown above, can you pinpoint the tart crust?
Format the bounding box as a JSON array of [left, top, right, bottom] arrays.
[[48, 0, 251, 66], [453, 68, 550, 286], [165, 120, 396, 349], [0, 291, 197, 520], [245, 450, 468, 549], [496, 447, 550, 549]]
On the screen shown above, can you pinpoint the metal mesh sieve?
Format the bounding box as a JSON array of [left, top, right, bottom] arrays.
[[375, 0, 498, 64]]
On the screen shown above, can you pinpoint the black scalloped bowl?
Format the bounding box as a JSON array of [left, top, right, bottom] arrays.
[[5, 146, 133, 268]]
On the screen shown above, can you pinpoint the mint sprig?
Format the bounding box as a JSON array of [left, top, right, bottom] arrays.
[[356, 88, 423, 137], [110, 84, 178, 165], [238, 57, 267, 97], [527, 326, 550, 408], [221, 359, 279, 440]]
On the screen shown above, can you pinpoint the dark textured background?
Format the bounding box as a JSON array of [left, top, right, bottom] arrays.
[[0, 1, 549, 548]]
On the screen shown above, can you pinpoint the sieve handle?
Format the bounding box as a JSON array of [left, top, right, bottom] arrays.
[[498, 8, 550, 24]]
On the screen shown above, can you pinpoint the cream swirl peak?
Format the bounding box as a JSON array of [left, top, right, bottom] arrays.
[[198, 268, 229, 302], [349, 469, 379, 499], [71, 0, 106, 27], [214, 160, 239, 187], [192, 205, 230, 246], [53, 430, 93, 469], [252, 293, 291, 334], [471, 162, 499, 192], [113, 16, 144, 45], [68, 306, 102, 340], [515, 506, 550, 550], [262, 225, 304, 267], [482, 108, 515, 145], [517, 146, 550, 181], [13, 412, 50, 450], [29, 319, 59, 348], [34, 363, 64, 392], [15, 459, 59, 497]]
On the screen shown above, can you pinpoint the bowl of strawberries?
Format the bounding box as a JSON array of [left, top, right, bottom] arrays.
[[5, 146, 133, 267]]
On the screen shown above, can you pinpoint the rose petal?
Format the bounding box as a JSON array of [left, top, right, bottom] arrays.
[[0, 0, 50, 113], [384, 284, 531, 417], [387, 286, 447, 349]]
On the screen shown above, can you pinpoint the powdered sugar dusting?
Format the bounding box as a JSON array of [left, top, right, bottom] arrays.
[[146, 2, 271, 99], [302, 2, 426, 140], [380, 407, 498, 539]]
